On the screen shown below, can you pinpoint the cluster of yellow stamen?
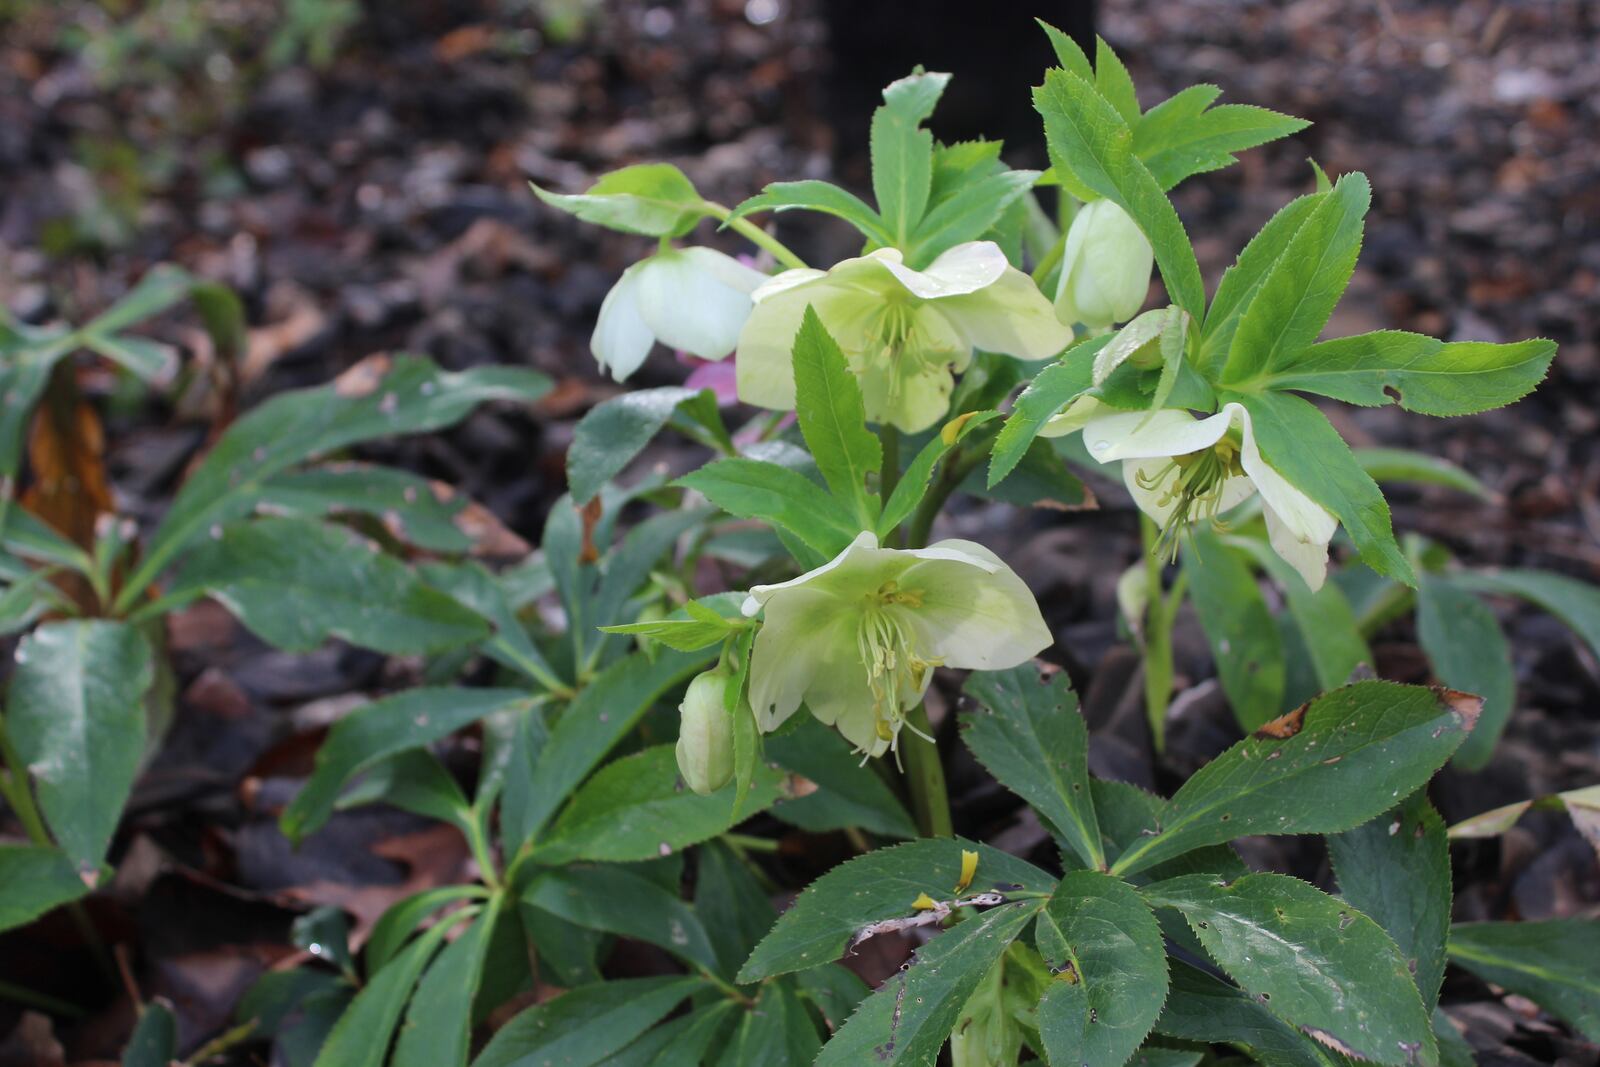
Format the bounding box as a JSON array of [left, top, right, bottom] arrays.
[[855, 580, 942, 753], [1137, 438, 1246, 563]]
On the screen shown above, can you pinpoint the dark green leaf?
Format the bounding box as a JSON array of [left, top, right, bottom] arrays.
[[1154, 960, 1335, 1067], [258, 464, 477, 553], [1231, 535, 1372, 694], [471, 977, 705, 1067], [524, 864, 719, 973], [0, 844, 90, 933], [1454, 568, 1600, 668], [393, 896, 502, 1067], [1183, 531, 1286, 732], [1143, 873, 1434, 1066], [280, 687, 528, 842], [739, 838, 1056, 983], [717, 983, 822, 1067], [1328, 793, 1451, 1012], [122, 999, 177, 1067], [695, 841, 780, 980], [766, 717, 918, 839], [961, 665, 1103, 869], [568, 387, 701, 505], [312, 915, 460, 1067], [8, 621, 154, 869], [1036, 871, 1168, 1067], [1416, 574, 1514, 771], [366, 886, 487, 977], [337, 749, 474, 834], [1447, 920, 1600, 1041], [1110, 681, 1479, 877]]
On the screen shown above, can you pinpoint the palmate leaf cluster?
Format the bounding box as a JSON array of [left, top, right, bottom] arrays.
[[1, 18, 1595, 1067]]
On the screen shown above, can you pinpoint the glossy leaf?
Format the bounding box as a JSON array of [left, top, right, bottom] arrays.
[[1143, 873, 1434, 1066], [960, 664, 1103, 869], [471, 976, 704, 1067], [1447, 920, 1600, 1041], [1035, 871, 1168, 1067], [739, 838, 1056, 983], [0, 844, 90, 933], [1416, 573, 1514, 770], [568, 387, 704, 505], [1328, 793, 1451, 1012], [1111, 681, 1478, 877], [1154, 960, 1335, 1067], [7, 620, 154, 869]]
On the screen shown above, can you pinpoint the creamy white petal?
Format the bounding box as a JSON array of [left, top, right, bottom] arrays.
[[1054, 200, 1154, 329], [743, 530, 883, 614], [679, 246, 768, 293], [634, 250, 756, 361], [1264, 506, 1332, 592], [746, 586, 856, 732], [897, 540, 1052, 669], [735, 280, 874, 411], [878, 241, 1009, 300], [590, 264, 654, 381], [937, 268, 1074, 360], [1084, 408, 1232, 464], [1038, 396, 1110, 439]]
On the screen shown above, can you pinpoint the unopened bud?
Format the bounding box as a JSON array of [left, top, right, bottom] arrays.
[[1054, 200, 1154, 331], [675, 669, 737, 795]]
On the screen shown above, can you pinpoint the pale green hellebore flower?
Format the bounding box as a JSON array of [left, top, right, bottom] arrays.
[[1085, 403, 1339, 590], [734, 241, 1072, 433], [1055, 200, 1154, 332], [675, 668, 739, 795], [591, 247, 767, 381], [741, 531, 1052, 757]]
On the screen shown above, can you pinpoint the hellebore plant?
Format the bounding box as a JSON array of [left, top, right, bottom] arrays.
[[100, 22, 1587, 1067]]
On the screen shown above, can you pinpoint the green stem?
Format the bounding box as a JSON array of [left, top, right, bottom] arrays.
[[0, 977, 86, 1019], [722, 832, 779, 854], [880, 426, 902, 545], [905, 446, 984, 550], [700, 202, 809, 271], [903, 703, 953, 838], [1139, 516, 1178, 753], [1029, 232, 1067, 288]]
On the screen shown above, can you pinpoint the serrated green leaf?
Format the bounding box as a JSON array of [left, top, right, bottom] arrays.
[[1036, 871, 1168, 1067], [0, 844, 90, 933], [1255, 333, 1556, 415], [908, 168, 1040, 266], [531, 163, 705, 237], [535, 745, 782, 864], [988, 337, 1108, 487], [472, 976, 705, 1067], [1154, 960, 1336, 1067], [678, 458, 860, 556], [1110, 681, 1478, 878], [392, 896, 501, 1067], [1183, 531, 1286, 732], [1234, 390, 1414, 584], [724, 180, 894, 246], [1222, 173, 1370, 385], [960, 665, 1103, 869], [1034, 69, 1205, 322], [1094, 37, 1141, 124], [1447, 920, 1600, 1041], [1416, 574, 1514, 770], [815, 901, 1037, 1066], [8, 621, 154, 869], [568, 387, 704, 505], [1328, 794, 1451, 1013], [1088, 779, 1251, 886], [1143, 873, 1435, 1066], [170, 517, 488, 653], [524, 864, 719, 973], [793, 308, 881, 527], [739, 838, 1055, 983], [118, 355, 550, 610], [766, 716, 918, 839], [279, 687, 527, 842], [1138, 102, 1310, 191], [872, 70, 950, 243], [1038, 19, 1093, 81], [1228, 534, 1373, 695]]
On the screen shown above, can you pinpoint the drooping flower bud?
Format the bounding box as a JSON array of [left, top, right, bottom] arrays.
[[675, 669, 738, 795], [1054, 200, 1154, 332]]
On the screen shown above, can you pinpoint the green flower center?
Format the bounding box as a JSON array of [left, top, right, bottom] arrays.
[[855, 581, 941, 751], [1137, 438, 1245, 562]]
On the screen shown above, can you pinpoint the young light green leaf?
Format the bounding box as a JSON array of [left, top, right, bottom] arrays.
[[1447, 920, 1600, 1041], [1035, 871, 1168, 1067], [987, 337, 1105, 487], [724, 180, 895, 247], [1094, 36, 1141, 124], [170, 517, 489, 654], [738, 838, 1056, 983], [1254, 333, 1556, 415], [1037, 19, 1094, 81], [814, 901, 1037, 1067], [7, 621, 154, 869], [523, 864, 720, 974], [535, 744, 783, 865], [568, 386, 705, 505], [792, 307, 882, 527], [1447, 784, 1600, 856], [313, 914, 460, 1067], [118, 355, 550, 611], [392, 896, 501, 1067], [1416, 573, 1514, 770], [1110, 681, 1480, 878], [0, 844, 91, 933], [1328, 793, 1451, 1012], [471, 977, 705, 1067], [1154, 960, 1336, 1067], [531, 163, 705, 237], [1137, 101, 1310, 191], [1143, 873, 1435, 1067], [1034, 69, 1205, 322], [1183, 531, 1286, 732], [279, 687, 528, 842], [1234, 390, 1414, 584], [871, 70, 950, 243], [677, 458, 860, 557], [1221, 173, 1371, 385], [960, 664, 1103, 870]]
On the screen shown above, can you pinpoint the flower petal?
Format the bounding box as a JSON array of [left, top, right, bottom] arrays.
[[1229, 402, 1337, 589], [1264, 505, 1332, 592], [1054, 200, 1154, 330], [937, 267, 1074, 360], [1084, 408, 1232, 463], [897, 540, 1052, 670], [735, 278, 876, 412], [635, 249, 761, 361], [878, 241, 1009, 300], [743, 530, 885, 615], [798, 642, 897, 757], [589, 264, 654, 381], [1039, 395, 1110, 439], [745, 585, 857, 733]]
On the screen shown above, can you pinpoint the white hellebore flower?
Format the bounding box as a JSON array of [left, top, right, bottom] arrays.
[[591, 247, 767, 381], [1085, 403, 1339, 590], [1055, 200, 1154, 332], [741, 531, 1052, 757], [735, 241, 1071, 434]]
